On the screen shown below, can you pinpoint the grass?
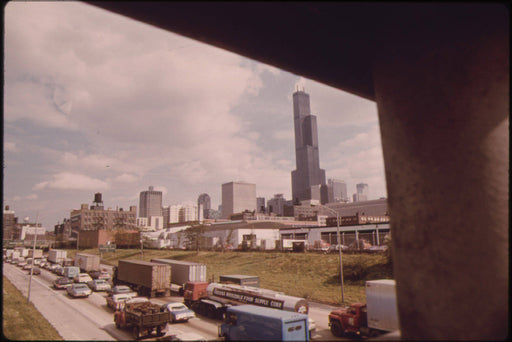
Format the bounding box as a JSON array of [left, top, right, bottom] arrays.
[[71, 248, 393, 305], [2, 276, 63, 341]]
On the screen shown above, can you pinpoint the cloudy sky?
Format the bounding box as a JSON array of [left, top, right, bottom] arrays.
[[3, 1, 386, 229]]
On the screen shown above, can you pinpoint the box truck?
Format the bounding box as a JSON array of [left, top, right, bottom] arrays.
[[328, 279, 399, 338], [75, 253, 100, 272], [219, 305, 309, 341], [48, 250, 67, 264]]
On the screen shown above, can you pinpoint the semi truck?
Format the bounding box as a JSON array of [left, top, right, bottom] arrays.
[[48, 249, 67, 264], [113, 260, 171, 297], [74, 253, 100, 272], [114, 299, 170, 339], [328, 279, 399, 338], [183, 281, 316, 336], [150, 259, 206, 295], [219, 305, 310, 341]]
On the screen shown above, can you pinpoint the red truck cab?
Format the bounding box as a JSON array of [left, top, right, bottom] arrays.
[[328, 303, 370, 337], [183, 281, 209, 306]]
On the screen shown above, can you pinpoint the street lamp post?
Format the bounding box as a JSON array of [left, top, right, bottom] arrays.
[[315, 204, 345, 304]]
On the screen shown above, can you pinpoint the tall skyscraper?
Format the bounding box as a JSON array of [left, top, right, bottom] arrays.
[[139, 186, 163, 218], [221, 182, 256, 219], [197, 193, 211, 219], [291, 89, 326, 203]]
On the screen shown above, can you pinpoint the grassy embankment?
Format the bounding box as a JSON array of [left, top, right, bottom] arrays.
[[69, 249, 393, 305], [2, 276, 63, 341]]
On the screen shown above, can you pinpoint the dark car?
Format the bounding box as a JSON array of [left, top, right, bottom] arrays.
[[30, 266, 41, 275], [53, 277, 74, 289]]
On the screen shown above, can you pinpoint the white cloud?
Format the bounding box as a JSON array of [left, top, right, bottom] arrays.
[[33, 172, 109, 191], [114, 173, 138, 183], [4, 142, 18, 152]]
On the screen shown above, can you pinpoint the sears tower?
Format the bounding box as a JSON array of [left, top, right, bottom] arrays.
[[291, 89, 326, 204]]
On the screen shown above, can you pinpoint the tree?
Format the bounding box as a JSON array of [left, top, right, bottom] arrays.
[[184, 224, 207, 253]]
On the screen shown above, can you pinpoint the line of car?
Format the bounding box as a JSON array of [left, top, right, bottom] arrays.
[[6, 258, 203, 340]]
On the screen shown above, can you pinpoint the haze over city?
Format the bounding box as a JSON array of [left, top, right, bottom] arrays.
[[4, 1, 386, 229]]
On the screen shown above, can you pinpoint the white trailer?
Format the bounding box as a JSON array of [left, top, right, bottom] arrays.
[[75, 253, 100, 272], [48, 249, 67, 264], [365, 279, 399, 332]]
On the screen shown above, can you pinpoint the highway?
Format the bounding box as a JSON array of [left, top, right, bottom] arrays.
[[3, 262, 347, 341]]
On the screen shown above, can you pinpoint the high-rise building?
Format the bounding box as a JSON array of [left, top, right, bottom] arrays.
[[221, 182, 256, 219], [353, 183, 369, 202], [328, 179, 349, 203], [3, 205, 18, 240], [139, 186, 163, 219], [256, 197, 266, 213], [291, 89, 326, 204], [197, 193, 211, 219], [268, 194, 286, 216]]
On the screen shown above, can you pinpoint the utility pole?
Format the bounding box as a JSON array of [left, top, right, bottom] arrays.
[[27, 213, 39, 304]]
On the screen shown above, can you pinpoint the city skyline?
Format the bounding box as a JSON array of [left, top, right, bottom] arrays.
[[3, 2, 386, 229]]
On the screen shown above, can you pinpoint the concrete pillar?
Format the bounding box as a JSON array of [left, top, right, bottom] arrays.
[[372, 4, 508, 340]]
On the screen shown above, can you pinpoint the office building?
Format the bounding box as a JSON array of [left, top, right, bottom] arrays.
[[267, 194, 286, 216], [257, 197, 266, 213], [353, 183, 369, 202], [290, 89, 326, 203], [139, 186, 163, 218], [3, 205, 18, 240], [198, 193, 212, 219], [221, 182, 256, 219], [328, 179, 349, 203]]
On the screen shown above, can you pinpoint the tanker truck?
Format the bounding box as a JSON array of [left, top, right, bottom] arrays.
[[183, 281, 316, 336]]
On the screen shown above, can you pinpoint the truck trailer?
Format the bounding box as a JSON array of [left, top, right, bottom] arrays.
[[219, 305, 309, 341], [328, 279, 399, 338], [75, 253, 100, 272], [113, 260, 171, 298], [48, 250, 67, 264], [150, 259, 206, 295]]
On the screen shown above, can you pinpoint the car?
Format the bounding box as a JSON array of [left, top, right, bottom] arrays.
[[67, 283, 92, 298], [89, 270, 111, 280], [106, 293, 137, 310], [167, 332, 207, 341], [54, 277, 74, 289], [74, 273, 93, 283], [17, 261, 28, 268], [25, 266, 41, 275], [55, 266, 65, 276], [163, 302, 196, 323], [22, 263, 32, 270], [109, 285, 137, 295], [87, 279, 111, 292]]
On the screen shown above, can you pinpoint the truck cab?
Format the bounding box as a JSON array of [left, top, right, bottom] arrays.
[[329, 303, 368, 337], [183, 282, 209, 305]]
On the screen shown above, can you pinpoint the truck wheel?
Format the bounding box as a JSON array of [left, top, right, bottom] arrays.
[[330, 321, 343, 337]]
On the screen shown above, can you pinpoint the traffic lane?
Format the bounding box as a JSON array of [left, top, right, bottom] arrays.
[[3, 263, 118, 340]]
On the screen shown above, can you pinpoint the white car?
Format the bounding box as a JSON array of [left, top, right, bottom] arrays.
[[67, 283, 92, 298], [106, 293, 137, 311], [87, 279, 111, 292], [74, 273, 93, 283]]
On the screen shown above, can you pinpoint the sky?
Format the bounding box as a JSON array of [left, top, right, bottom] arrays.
[[3, 1, 386, 230]]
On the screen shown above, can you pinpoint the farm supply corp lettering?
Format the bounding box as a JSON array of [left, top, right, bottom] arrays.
[[212, 288, 284, 310]]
